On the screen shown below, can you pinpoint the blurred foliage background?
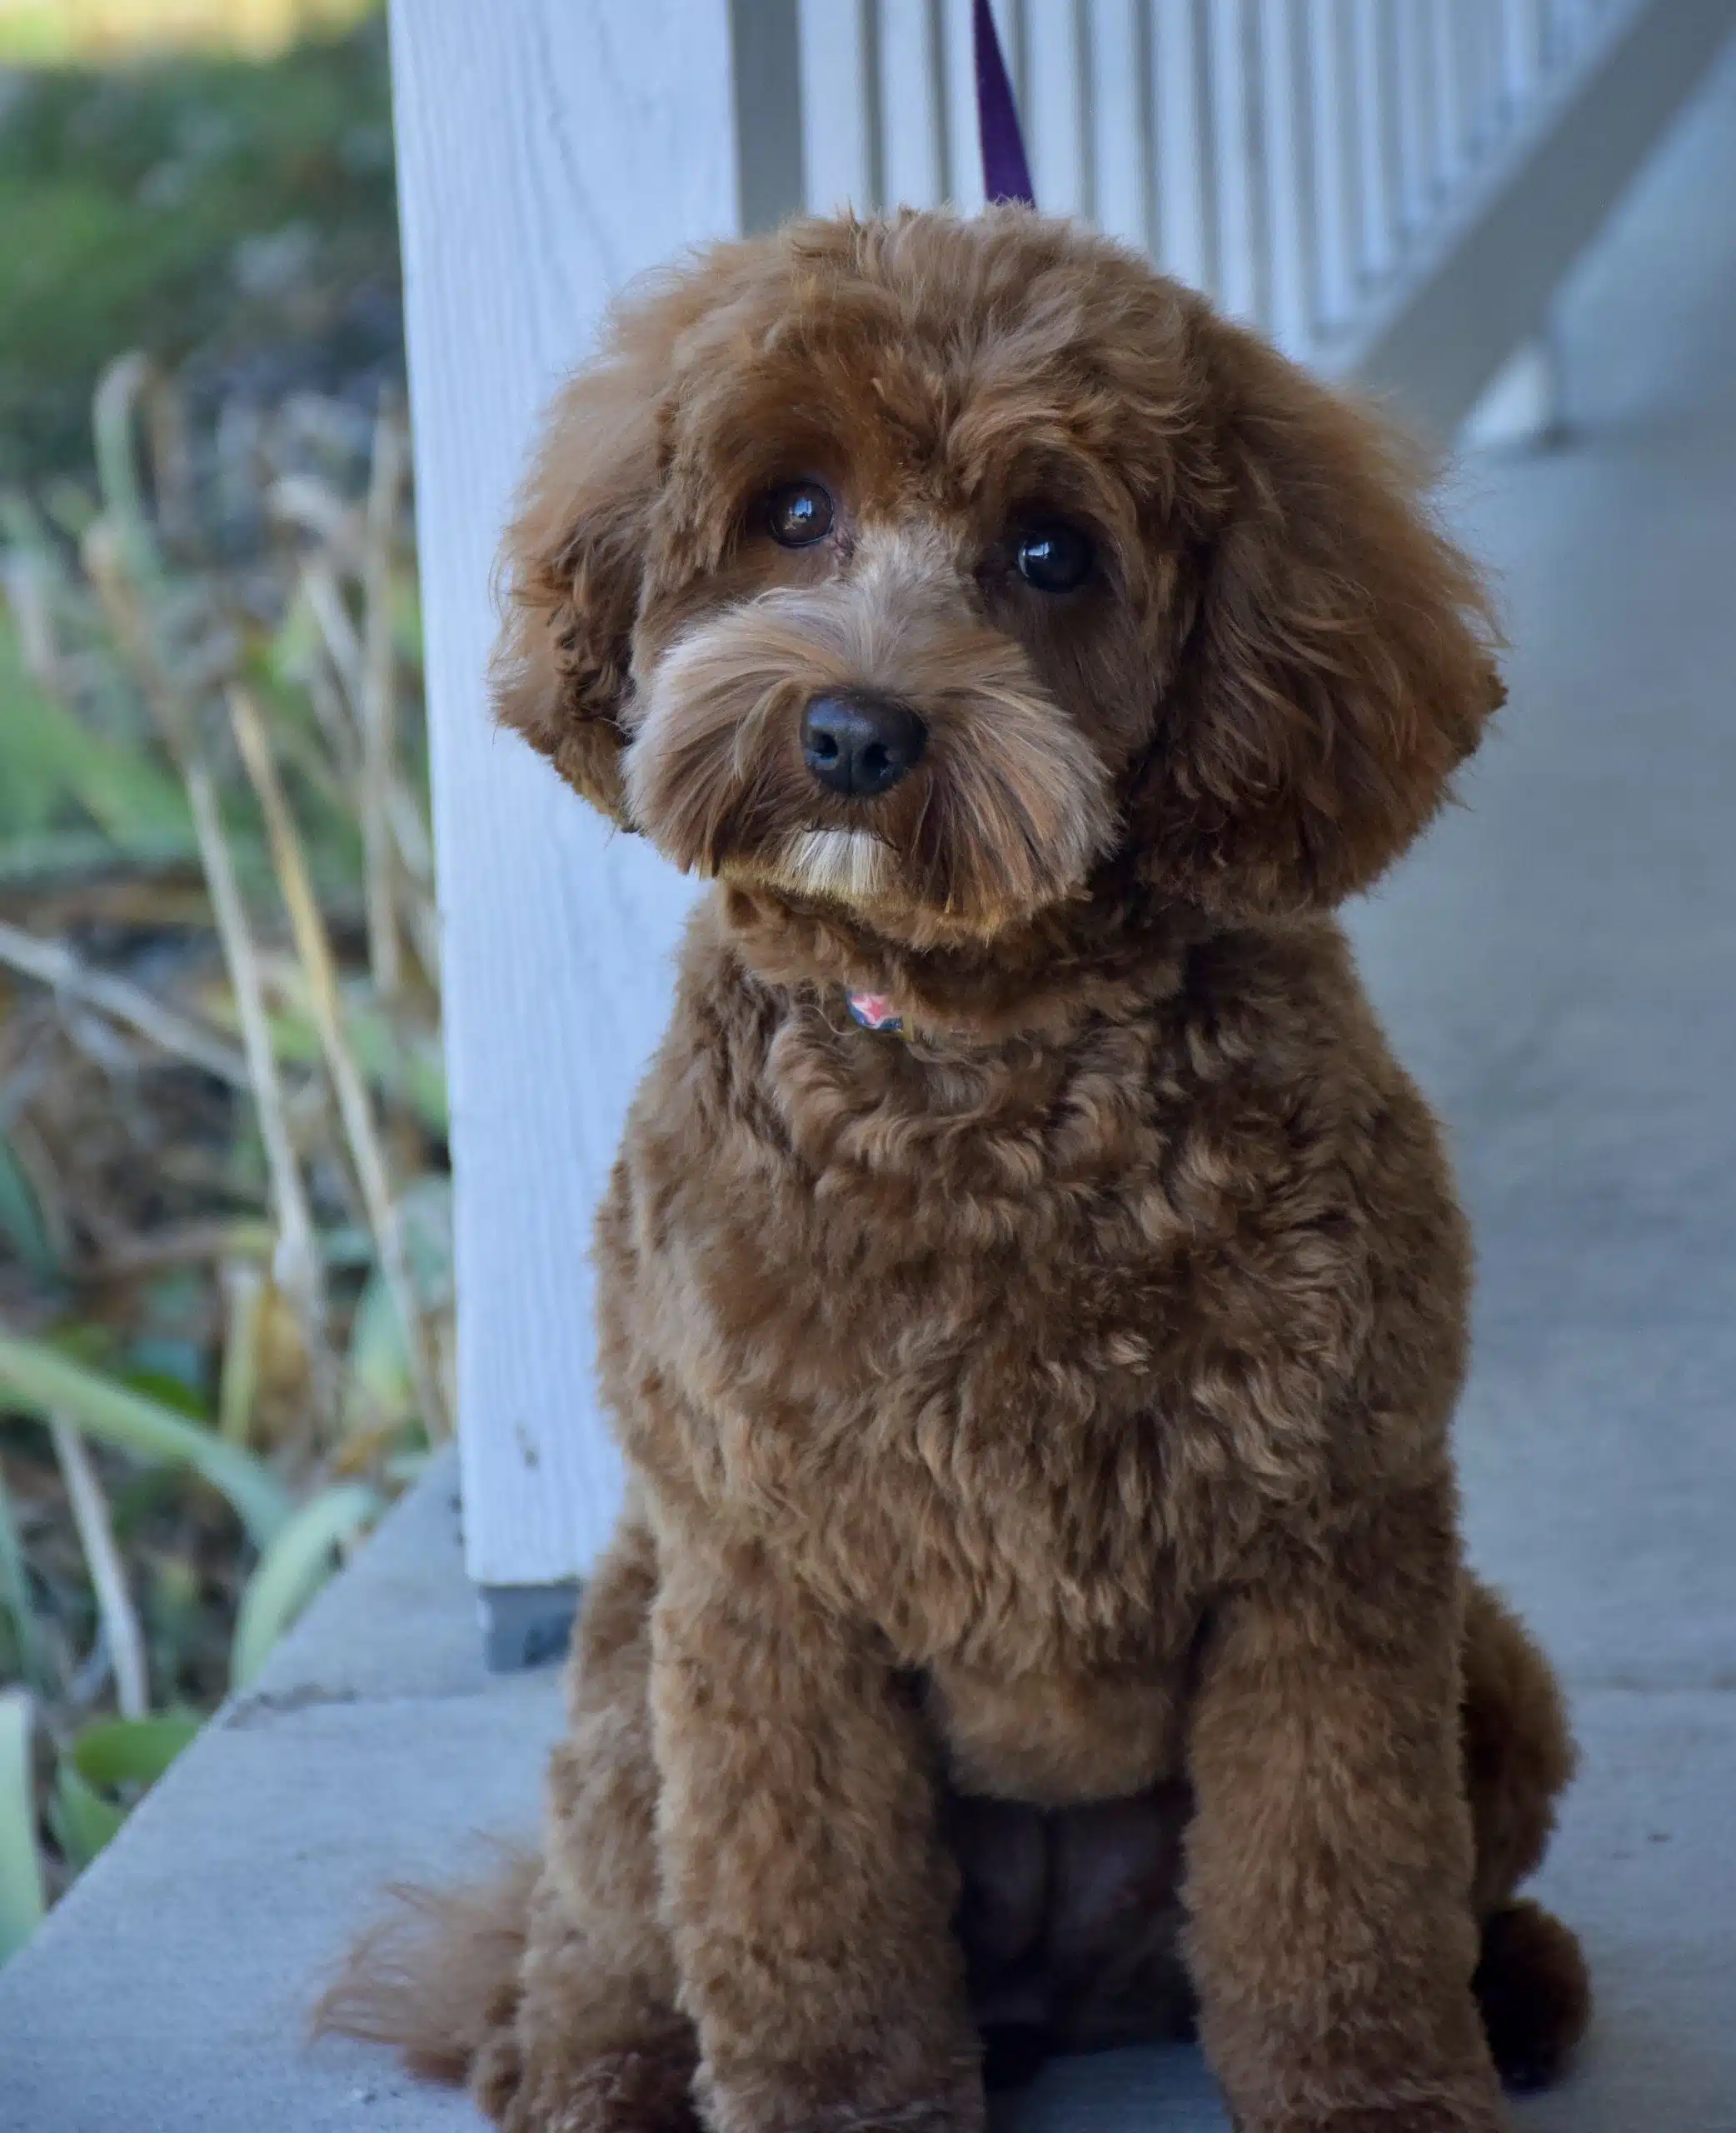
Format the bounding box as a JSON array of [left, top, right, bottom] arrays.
[[1, 0, 446, 1957], [0, 1, 397, 482]]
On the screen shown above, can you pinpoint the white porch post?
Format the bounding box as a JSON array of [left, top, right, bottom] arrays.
[[387, 0, 801, 1663]]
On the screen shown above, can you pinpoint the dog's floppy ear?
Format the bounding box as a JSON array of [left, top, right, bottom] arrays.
[[491, 279, 709, 825], [1134, 317, 1503, 915]]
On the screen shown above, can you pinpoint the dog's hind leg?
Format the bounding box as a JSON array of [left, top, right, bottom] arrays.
[[1460, 1575, 1590, 2093], [319, 1506, 696, 2131], [497, 1505, 698, 2132]]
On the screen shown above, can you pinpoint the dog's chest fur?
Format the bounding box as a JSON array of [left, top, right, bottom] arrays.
[[596, 902, 1466, 1800]]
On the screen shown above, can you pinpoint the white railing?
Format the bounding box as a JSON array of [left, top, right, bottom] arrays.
[[387, 0, 1735, 1661], [801, 0, 1589, 357], [781, 0, 1735, 432]]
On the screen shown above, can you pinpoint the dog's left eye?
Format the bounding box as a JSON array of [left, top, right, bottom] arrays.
[[1015, 522, 1094, 594], [764, 482, 835, 547]]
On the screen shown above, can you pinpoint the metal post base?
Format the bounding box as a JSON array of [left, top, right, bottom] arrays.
[[478, 1581, 581, 1672]]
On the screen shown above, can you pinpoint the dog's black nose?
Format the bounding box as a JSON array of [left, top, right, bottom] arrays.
[[801, 693, 927, 799]]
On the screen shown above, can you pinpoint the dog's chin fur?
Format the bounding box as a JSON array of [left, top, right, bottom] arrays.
[[771, 827, 892, 905], [621, 539, 1118, 947]]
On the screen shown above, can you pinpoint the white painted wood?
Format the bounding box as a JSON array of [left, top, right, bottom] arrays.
[[1393, 0, 1438, 237], [389, 0, 746, 1590], [1087, 0, 1151, 251], [1324, 0, 1736, 437], [1151, 0, 1214, 292], [1307, 0, 1359, 327], [1477, 0, 1510, 142], [1501, 0, 1545, 103], [992, 0, 1030, 117], [880, 0, 948, 208], [800, 0, 878, 212], [1429, 0, 1466, 185], [1207, 0, 1261, 321], [1260, 0, 1314, 357], [1459, 332, 1562, 448], [1349, 0, 1396, 277], [940, 0, 989, 209], [1024, 0, 1090, 217]]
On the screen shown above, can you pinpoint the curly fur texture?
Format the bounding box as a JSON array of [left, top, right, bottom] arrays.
[[320, 209, 1587, 2132]]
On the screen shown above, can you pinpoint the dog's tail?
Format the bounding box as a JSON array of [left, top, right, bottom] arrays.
[[311, 1844, 537, 2091], [1473, 1897, 1591, 2092]]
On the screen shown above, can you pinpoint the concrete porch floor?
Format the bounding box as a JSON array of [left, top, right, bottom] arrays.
[[5, 35, 1736, 2133]]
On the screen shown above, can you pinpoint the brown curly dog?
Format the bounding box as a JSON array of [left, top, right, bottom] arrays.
[[321, 207, 1590, 2133]]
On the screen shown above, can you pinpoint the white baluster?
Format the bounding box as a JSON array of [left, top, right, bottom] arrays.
[[1025, 0, 1092, 217], [1351, 0, 1396, 279], [1307, 0, 1359, 329], [1208, 0, 1262, 321], [799, 0, 880, 212], [1089, 0, 1155, 250], [879, 0, 947, 207], [1260, 0, 1314, 357], [1500, 0, 1544, 112], [1150, 0, 1215, 294], [938, 0, 986, 209], [1393, 0, 1437, 236]]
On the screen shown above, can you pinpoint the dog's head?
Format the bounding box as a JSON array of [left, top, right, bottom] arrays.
[[495, 212, 1499, 949]]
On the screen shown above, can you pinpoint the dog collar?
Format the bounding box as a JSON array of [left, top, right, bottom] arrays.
[[846, 988, 905, 1035]]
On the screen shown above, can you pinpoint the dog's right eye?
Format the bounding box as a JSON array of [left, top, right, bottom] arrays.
[[764, 482, 835, 547]]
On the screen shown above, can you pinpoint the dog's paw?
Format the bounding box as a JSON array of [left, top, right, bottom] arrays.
[[501, 2046, 701, 2133]]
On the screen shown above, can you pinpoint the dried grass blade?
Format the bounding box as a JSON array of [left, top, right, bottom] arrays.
[[362, 400, 407, 999], [268, 473, 362, 566], [388, 778, 441, 988], [217, 1259, 265, 1447], [228, 687, 450, 1441], [85, 509, 337, 1419], [0, 917, 250, 1091], [91, 356, 157, 586], [47, 1416, 149, 1721], [298, 555, 365, 717], [180, 755, 337, 1419]]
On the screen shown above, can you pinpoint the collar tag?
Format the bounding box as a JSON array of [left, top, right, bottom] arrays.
[[846, 988, 905, 1034]]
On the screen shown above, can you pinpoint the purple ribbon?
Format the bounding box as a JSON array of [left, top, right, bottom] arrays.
[[973, 0, 1035, 207]]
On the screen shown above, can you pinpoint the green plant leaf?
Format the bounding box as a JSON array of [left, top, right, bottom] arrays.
[[46, 1715, 200, 1875], [0, 610, 192, 851], [0, 827, 199, 887], [0, 1329, 292, 1546], [231, 1481, 382, 1688], [0, 1129, 57, 1281], [48, 1759, 122, 1872], [0, 1690, 46, 1963], [71, 1712, 199, 1791], [0, 1457, 47, 1696], [342, 1266, 412, 1440]]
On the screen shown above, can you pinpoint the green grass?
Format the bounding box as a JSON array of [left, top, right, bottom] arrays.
[[0, 13, 399, 484]]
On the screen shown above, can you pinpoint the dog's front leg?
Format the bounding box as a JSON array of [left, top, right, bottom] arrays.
[[651, 1548, 983, 2133], [1184, 1485, 1506, 2133]]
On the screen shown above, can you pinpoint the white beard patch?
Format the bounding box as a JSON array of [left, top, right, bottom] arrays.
[[779, 828, 889, 903]]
